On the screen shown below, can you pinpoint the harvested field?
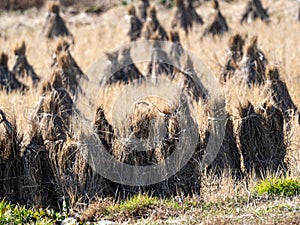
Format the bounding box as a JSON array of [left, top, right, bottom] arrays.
[[0, 0, 300, 224]]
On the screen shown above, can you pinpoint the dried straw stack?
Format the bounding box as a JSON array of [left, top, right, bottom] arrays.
[[127, 5, 143, 42], [265, 66, 299, 124], [12, 41, 40, 86], [203, 0, 229, 37], [103, 47, 144, 85], [171, 0, 192, 36], [142, 6, 169, 41], [208, 115, 243, 178], [0, 52, 28, 93], [237, 36, 267, 86], [0, 110, 23, 204], [237, 101, 286, 177], [220, 34, 245, 83], [93, 92, 202, 198], [44, 2, 73, 40], [240, 0, 269, 24]]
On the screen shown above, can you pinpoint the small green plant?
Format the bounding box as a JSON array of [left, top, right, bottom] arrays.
[[109, 194, 159, 214], [0, 199, 54, 224], [0, 199, 73, 224], [255, 177, 300, 197]]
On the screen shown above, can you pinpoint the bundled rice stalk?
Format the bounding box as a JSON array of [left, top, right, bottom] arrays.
[[20, 126, 58, 208], [285, 115, 300, 176], [168, 30, 186, 77], [24, 85, 104, 208], [102, 47, 144, 85], [160, 140, 202, 197], [168, 30, 184, 75], [178, 54, 208, 101], [208, 115, 243, 178], [138, 0, 150, 22], [240, 0, 269, 24], [23, 86, 104, 209], [52, 51, 83, 97], [118, 47, 144, 83], [126, 5, 143, 42], [0, 110, 23, 203], [237, 36, 267, 86], [171, 0, 192, 36], [145, 37, 175, 79], [12, 41, 40, 87], [101, 50, 122, 85], [52, 39, 88, 82], [167, 32, 207, 102], [186, 0, 204, 26], [94, 89, 202, 198], [109, 100, 179, 166], [94, 106, 114, 152], [0, 53, 10, 88], [23, 123, 105, 208], [168, 30, 183, 59], [0, 52, 28, 93], [142, 6, 169, 41], [202, 0, 228, 37], [258, 102, 286, 173], [237, 101, 275, 177], [32, 71, 73, 142], [265, 66, 299, 124], [220, 33, 245, 83], [43, 138, 106, 208], [44, 1, 73, 40]]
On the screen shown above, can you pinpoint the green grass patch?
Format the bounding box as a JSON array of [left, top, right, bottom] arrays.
[[255, 177, 300, 197], [107, 195, 201, 215], [0, 199, 71, 224], [108, 194, 160, 214], [0, 199, 54, 224]]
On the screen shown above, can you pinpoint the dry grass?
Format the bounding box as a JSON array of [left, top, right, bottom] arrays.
[[0, 0, 300, 223]]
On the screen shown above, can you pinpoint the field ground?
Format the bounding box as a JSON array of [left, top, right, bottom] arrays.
[[1, 190, 300, 224], [0, 0, 300, 224]]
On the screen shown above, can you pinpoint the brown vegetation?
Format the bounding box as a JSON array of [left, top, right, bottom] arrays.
[[171, 0, 192, 36], [220, 34, 245, 83], [208, 115, 243, 178], [0, 0, 44, 11], [186, 0, 204, 26], [237, 101, 286, 176], [32, 71, 73, 142], [103, 47, 144, 85], [265, 66, 299, 124], [0, 52, 28, 93], [202, 0, 229, 37], [237, 36, 267, 85], [51, 50, 82, 97], [142, 6, 169, 41], [241, 0, 269, 24], [171, 0, 204, 36], [127, 5, 143, 42], [12, 41, 40, 86], [222, 35, 268, 86], [0, 1, 300, 223], [145, 37, 174, 78], [52, 39, 87, 85], [44, 2, 72, 40], [138, 0, 150, 22]]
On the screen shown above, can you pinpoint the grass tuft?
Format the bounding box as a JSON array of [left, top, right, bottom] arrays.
[[0, 199, 54, 224], [255, 177, 300, 197], [109, 194, 159, 214]]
